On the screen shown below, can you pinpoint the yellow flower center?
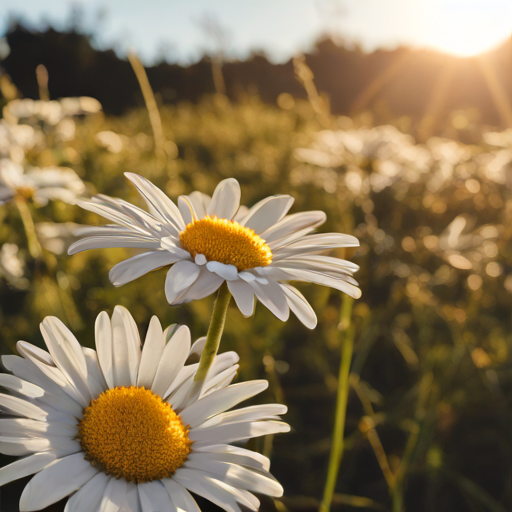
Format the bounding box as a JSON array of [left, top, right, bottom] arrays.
[[179, 216, 273, 271], [78, 387, 191, 483], [15, 186, 35, 200]]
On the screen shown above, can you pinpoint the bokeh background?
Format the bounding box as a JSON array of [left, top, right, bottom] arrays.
[[2, 1, 512, 511]]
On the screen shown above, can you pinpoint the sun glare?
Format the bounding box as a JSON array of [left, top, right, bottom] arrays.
[[430, 30, 509, 58], [423, 0, 512, 58]]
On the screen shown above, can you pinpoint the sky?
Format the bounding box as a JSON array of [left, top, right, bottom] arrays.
[[1, 0, 512, 64]]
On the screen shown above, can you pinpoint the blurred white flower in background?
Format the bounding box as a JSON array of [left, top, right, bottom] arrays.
[[3, 97, 101, 126], [0, 243, 28, 289], [36, 222, 81, 255], [0, 97, 102, 207], [0, 159, 85, 206]]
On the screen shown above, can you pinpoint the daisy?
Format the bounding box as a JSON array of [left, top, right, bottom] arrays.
[[69, 174, 361, 328], [0, 306, 288, 511], [0, 158, 85, 206]]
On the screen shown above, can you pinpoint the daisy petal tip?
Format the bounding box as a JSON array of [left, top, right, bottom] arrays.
[[195, 254, 207, 265]]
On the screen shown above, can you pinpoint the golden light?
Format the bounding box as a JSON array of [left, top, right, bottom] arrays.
[[429, 29, 508, 58], [422, 0, 512, 58]]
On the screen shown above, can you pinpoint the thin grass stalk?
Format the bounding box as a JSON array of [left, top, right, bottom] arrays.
[[14, 196, 42, 260], [128, 52, 166, 162], [319, 295, 355, 512], [194, 282, 232, 382], [392, 371, 434, 512]]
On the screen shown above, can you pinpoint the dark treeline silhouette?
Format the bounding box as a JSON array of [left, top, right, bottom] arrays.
[[2, 23, 512, 137]]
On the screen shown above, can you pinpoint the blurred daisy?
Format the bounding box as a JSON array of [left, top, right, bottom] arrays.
[[36, 222, 81, 255], [0, 307, 288, 511], [0, 159, 85, 206], [69, 174, 360, 328], [0, 243, 28, 289]]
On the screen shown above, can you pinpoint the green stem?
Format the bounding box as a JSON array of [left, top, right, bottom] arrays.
[[14, 196, 42, 260], [319, 295, 355, 512], [194, 282, 232, 382]]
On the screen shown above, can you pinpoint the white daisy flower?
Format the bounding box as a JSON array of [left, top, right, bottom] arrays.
[[0, 159, 85, 206], [0, 306, 288, 511], [69, 174, 361, 329]]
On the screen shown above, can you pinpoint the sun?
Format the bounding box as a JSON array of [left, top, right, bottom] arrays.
[[429, 29, 509, 58], [422, 0, 512, 58]]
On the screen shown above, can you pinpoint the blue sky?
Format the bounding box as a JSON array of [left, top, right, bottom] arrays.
[[2, 0, 512, 63]]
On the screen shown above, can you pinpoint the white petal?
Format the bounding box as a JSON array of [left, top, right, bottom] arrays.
[[68, 235, 160, 255], [64, 472, 111, 512], [15, 341, 54, 365], [189, 336, 207, 358], [227, 280, 255, 317], [1, 356, 83, 415], [95, 311, 114, 389], [195, 254, 207, 265], [160, 237, 192, 259], [111, 306, 141, 387], [124, 172, 185, 231], [82, 347, 108, 398], [109, 251, 182, 287], [206, 261, 238, 281], [262, 211, 327, 244], [274, 255, 359, 275], [241, 195, 294, 234], [15, 343, 84, 406], [40, 318, 92, 404], [169, 352, 240, 411], [207, 178, 241, 220], [201, 365, 239, 395], [0, 418, 77, 437], [99, 478, 140, 512], [161, 478, 200, 512], [0, 374, 79, 418], [138, 481, 174, 512], [273, 233, 359, 259], [0, 451, 63, 487], [151, 325, 191, 398], [0, 436, 80, 456], [189, 420, 290, 446], [241, 275, 290, 322], [91, 194, 169, 237], [193, 444, 271, 472], [233, 205, 249, 223], [165, 261, 201, 304], [165, 364, 198, 402], [184, 459, 283, 497], [178, 195, 198, 225], [269, 267, 362, 299], [73, 225, 134, 237], [0, 394, 49, 421], [175, 266, 223, 304], [280, 283, 317, 329], [188, 191, 211, 219], [173, 468, 257, 512], [180, 380, 268, 428], [196, 404, 287, 429], [75, 199, 145, 231], [173, 468, 259, 512], [19, 453, 98, 511], [137, 316, 165, 389], [0, 374, 45, 399]]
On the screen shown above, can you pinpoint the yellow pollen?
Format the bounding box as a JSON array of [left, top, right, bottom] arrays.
[[78, 387, 191, 483], [179, 216, 272, 271], [15, 186, 35, 200]]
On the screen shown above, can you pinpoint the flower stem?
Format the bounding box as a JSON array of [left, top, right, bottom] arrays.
[[319, 295, 355, 512], [14, 196, 42, 260], [194, 282, 232, 382]]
